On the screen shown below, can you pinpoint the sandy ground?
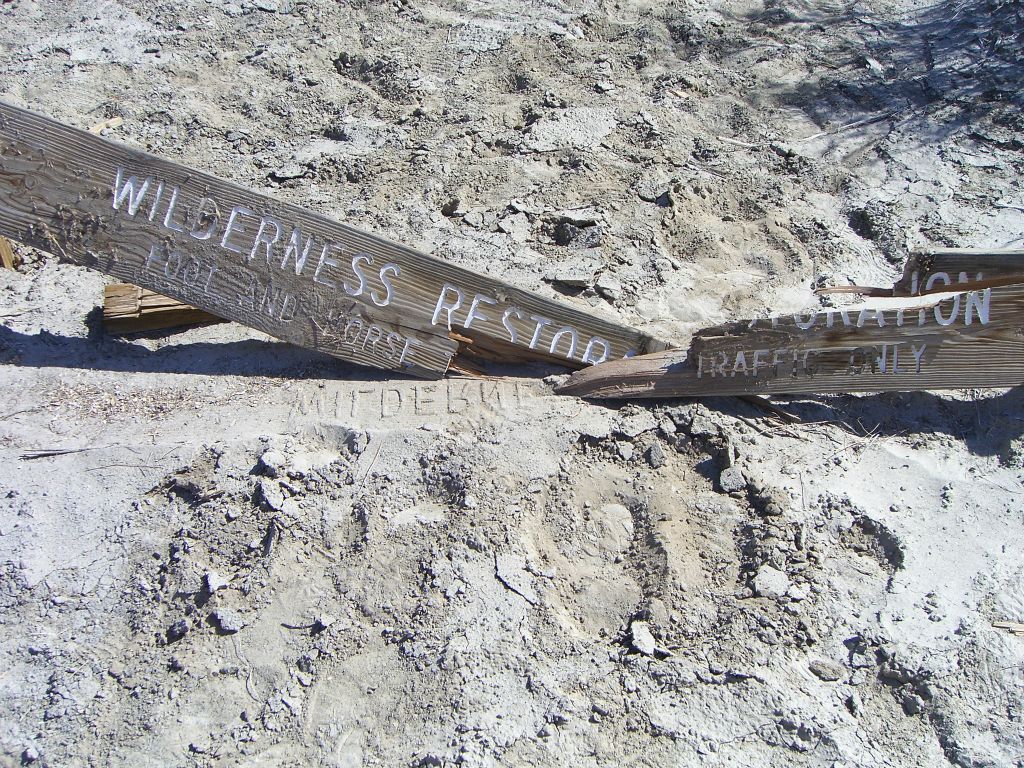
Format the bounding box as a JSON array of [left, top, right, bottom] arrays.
[[1, 0, 1023, 765]]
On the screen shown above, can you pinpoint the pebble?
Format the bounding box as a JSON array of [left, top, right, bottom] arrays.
[[344, 428, 369, 455], [630, 621, 657, 656], [902, 693, 925, 715], [212, 608, 245, 634], [645, 443, 666, 468], [753, 565, 790, 600], [258, 449, 287, 478], [808, 659, 845, 682], [313, 614, 337, 633], [595, 273, 622, 301], [167, 618, 189, 642], [256, 478, 285, 512], [615, 407, 658, 438], [497, 212, 531, 242], [616, 442, 634, 461], [718, 466, 746, 494], [205, 571, 229, 594], [270, 163, 306, 181]]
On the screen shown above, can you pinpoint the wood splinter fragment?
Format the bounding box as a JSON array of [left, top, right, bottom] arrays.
[[103, 284, 224, 334], [0, 236, 19, 270]]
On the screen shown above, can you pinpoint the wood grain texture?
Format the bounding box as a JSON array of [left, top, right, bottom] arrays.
[[0, 101, 666, 379], [557, 283, 1024, 398], [103, 284, 224, 334], [894, 249, 1024, 295], [0, 235, 16, 269], [819, 248, 1024, 297]]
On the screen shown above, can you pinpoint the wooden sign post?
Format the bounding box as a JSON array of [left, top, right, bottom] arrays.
[[558, 254, 1024, 399], [0, 102, 666, 379]]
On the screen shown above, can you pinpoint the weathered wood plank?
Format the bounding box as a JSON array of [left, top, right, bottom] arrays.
[[103, 284, 224, 334], [893, 248, 1024, 295], [0, 101, 666, 379], [819, 248, 1024, 297], [0, 235, 16, 269], [557, 283, 1024, 398]]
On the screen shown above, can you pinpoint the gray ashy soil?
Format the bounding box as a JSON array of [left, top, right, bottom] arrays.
[[1, 0, 1024, 766]]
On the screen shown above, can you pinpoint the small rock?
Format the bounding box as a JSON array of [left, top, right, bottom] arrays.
[[167, 618, 189, 642], [205, 571, 229, 594], [313, 614, 337, 633], [645, 443, 666, 468], [688, 412, 718, 437], [902, 693, 925, 715], [718, 466, 746, 494], [343, 428, 369, 455], [555, 222, 603, 248], [630, 621, 657, 656], [269, 163, 306, 182], [616, 442, 634, 461], [635, 176, 672, 205], [615, 407, 658, 438], [543, 91, 567, 108], [257, 449, 287, 478], [544, 259, 599, 289], [441, 198, 462, 217], [463, 210, 484, 228], [256, 478, 285, 512], [21, 747, 39, 764], [594, 80, 616, 93], [211, 608, 245, 634], [497, 212, 531, 242], [595, 272, 622, 301], [753, 565, 790, 600], [809, 659, 845, 682]]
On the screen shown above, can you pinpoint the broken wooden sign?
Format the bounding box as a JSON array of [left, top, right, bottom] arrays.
[[558, 250, 1024, 399], [0, 101, 666, 379]]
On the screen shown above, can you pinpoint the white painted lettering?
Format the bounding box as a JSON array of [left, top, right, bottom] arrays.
[[965, 288, 991, 325], [313, 243, 343, 288], [911, 343, 927, 373], [793, 312, 817, 330], [856, 307, 886, 328], [549, 327, 578, 359], [111, 168, 152, 216], [582, 337, 610, 365], [431, 284, 464, 328], [751, 348, 767, 376], [925, 271, 950, 291], [933, 294, 960, 326], [502, 307, 523, 344], [221, 205, 255, 254], [732, 350, 748, 376], [162, 186, 186, 233], [528, 315, 554, 349], [345, 254, 371, 297], [189, 197, 220, 240], [249, 216, 282, 264], [372, 263, 400, 307], [148, 181, 165, 223], [464, 293, 497, 330], [280, 227, 316, 275]]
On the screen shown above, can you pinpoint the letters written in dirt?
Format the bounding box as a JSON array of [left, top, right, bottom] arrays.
[[0, 102, 666, 379]]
